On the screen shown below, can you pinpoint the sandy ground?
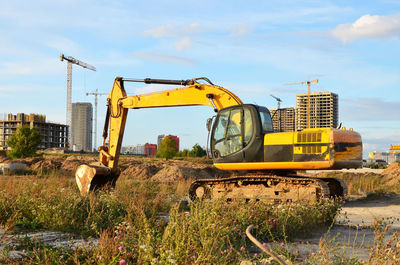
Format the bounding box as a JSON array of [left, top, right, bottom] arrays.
[[284, 195, 400, 261]]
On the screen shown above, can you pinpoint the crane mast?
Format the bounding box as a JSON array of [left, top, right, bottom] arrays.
[[270, 94, 282, 132], [86, 89, 108, 152], [60, 54, 96, 149]]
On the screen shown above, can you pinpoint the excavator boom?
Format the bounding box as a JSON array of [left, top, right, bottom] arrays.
[[76, 77, 243, 195]]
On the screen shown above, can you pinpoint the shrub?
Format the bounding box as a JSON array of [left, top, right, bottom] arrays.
[[7, 126, 42, 158]]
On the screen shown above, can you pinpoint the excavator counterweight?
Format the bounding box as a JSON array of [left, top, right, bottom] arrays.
[[75, 77, 362, 202]]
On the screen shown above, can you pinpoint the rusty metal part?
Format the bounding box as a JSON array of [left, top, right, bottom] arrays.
[[189, 174, 346, 202], [75, 164, 119, 196], [246, 224, 288, 265]]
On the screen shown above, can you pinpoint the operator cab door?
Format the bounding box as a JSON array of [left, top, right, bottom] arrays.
[[211, 104, 266, 163]]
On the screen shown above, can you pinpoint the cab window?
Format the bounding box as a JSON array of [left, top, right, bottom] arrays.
[[260, 111, 274, 133], [212, 108, 253, 157]]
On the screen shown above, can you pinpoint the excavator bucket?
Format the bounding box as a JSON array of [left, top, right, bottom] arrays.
[[75, 164, 118, 196]]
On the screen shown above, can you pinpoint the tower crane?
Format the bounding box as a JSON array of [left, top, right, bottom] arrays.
[[60, 54, 96, 148], [270, 94, 282, 132], [86, 89, 108, 152], [285, 79, 318, 129], [270, 94, 282, 109]]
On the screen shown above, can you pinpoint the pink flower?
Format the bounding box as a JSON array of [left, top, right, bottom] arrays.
[[118, 246, 124, 252], [22, 249, 26, 253], [119, 259, 126, 265], [254, 253, 258, 258], [233, 226, 237, 230], [312, 252, 316, 256], [262, 243, 267, 247], [240, 246, 245, 251], [280, 243, 285, 247]]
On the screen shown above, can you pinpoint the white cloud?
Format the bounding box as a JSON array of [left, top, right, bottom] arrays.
[[143, 23, 203, 38], [332, 13, 400, 43], [228, 24, 253, 38], [132, 51, 196, 66], [174, 37, 193, 51], [0, 59, 64, 77], [44, 36, 81, 54]]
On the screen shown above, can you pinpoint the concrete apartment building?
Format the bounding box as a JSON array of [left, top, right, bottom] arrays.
[[0, 113, 68, 150], [269, 108, 296, 132], [296, 92, 338, 131], [71, 103, 93, 151]]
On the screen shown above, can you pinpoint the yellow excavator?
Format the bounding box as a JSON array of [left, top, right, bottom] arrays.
[[75, 77, 362, 202]]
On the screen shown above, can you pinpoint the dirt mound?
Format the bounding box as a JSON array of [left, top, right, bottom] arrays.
[[382, 162, 400, 186], [60, 156, 96, 173], [150, 164, 241, 182], [121, 164, 162, 179], [30, 159, 61, 172]]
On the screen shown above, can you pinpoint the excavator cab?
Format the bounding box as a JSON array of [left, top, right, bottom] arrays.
[[210, 104, 272, 164]]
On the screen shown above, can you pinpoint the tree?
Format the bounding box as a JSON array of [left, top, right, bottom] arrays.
[[189, 144, 207, 157], [7, 126, 42, 158], [156, 136, 178, 159]]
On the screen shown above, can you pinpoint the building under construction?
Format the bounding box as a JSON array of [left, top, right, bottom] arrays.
[[296, 92, 338, 131], [0, 113, 68, 150], [269, 108, 296, 132], [71, 103, 93, 152]]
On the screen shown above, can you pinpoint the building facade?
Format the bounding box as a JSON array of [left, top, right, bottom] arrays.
[[157, 134, 165, 148], [144, 143, 157, 157], [0, 113, 68, 150], [295, 91, 338, 131], [71, 103, 93, 151], [269, 108, 296, 132], [369, 151, 400, 164]]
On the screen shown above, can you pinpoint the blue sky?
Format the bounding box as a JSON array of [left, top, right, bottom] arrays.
[[0, 0, 399, 157]]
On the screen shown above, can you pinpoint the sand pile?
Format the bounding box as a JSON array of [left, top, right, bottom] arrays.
[[60, 156, 96, 173], [120, 164, 161, 179], [382, 162, 400, 186]]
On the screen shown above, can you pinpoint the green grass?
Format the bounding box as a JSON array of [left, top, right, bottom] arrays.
[[0, 174, 344, 264]]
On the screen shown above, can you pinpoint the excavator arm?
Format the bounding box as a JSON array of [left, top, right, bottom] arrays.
[[76, 77, 243, 195]]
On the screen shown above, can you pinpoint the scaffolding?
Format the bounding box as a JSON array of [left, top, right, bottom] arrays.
[[296, 92, 338, 131]]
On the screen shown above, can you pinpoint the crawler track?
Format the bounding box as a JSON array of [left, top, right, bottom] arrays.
[[189, 174, 346, 203]]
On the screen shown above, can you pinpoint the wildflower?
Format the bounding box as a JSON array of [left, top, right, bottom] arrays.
[[312, 252, 315, 256], [262, 243, 267, 247], [233, 226, 237, 230], [272, 219, 276, 223], [119, 259, 126, 265], [270, 224, 274, 229], [22, 249, 26, 253], [240, 246, 245, 251], [233, 220, 237, 224], [254, 253, 258, 258], [280, 243, 285, 247], [97, 256, 102, 260], [118, 246, 124, 252]]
